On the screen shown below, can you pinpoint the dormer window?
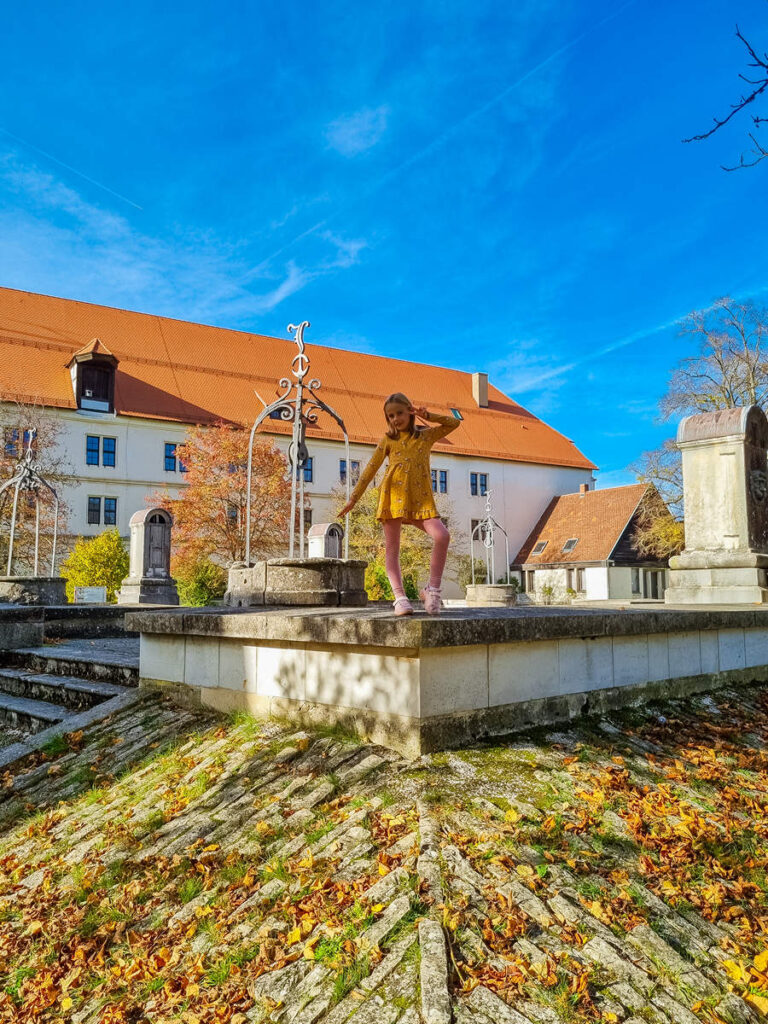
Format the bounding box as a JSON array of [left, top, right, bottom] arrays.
[[562, 538, 579, 553], [532, 541, 548, 555], [67, 338, 118, 413]]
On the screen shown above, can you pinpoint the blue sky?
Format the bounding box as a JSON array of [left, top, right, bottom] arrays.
[[1, 0, 767, 485]]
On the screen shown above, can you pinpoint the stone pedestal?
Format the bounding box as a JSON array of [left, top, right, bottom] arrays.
[[465, 583, 518, 607], [225, 558, 367, 608], [667, 406, 768, 604], [117, 577, 180, 606], [117, 508, 179, 606], [0, 576, 66, 605]]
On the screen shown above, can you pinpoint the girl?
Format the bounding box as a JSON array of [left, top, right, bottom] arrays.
[[340, 393, 460, 615]]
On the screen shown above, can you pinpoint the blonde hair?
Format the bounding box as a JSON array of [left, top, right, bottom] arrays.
[[384, 392, 417, 439]]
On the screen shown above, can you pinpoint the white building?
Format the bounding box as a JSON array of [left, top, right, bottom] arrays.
[[0, 287, 597, 594], [511, 483, 669, 602]]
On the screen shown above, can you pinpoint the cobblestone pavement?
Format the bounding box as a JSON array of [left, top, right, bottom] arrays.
[[1, 684, 768, 1023]]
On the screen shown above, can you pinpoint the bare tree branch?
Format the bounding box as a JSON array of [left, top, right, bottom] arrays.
[[683, 25, 768, 170]]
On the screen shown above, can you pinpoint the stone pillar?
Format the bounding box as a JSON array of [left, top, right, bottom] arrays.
[[666, 406, 768, 604], [117, 508, 179, 605]]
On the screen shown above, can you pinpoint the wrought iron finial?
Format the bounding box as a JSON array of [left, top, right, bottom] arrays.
[[287, 321, 311, 382]]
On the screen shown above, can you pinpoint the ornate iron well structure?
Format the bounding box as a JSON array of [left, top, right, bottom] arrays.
[[465, 489, 519, 607], [224, 321, 367, 608], [0, 429, 66, 604]]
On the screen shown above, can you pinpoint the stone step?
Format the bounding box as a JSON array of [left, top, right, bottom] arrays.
[[0, 691, 73, 732], [3, 641, 139, 687], [0, 669, 129, 710]]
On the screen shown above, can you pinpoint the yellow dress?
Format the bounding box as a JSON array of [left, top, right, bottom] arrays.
[[348, 414, 460, 521]]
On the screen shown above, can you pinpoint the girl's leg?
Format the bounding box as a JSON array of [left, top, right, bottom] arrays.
[[382, 518, 406, 599], [422, 517, 450, 590]]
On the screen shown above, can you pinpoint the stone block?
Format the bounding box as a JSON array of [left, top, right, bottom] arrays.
[[489, 640, 559, 705], [744, 626, 768, 667], [465, 584, 518, 607], [612, 635, 649, 687], [0, 576, 66, 605], [184, 636, 220, 689], [668, 631, 702, 678], [700, 630, 719, 673], [117, 576, 179, 606], [557, 637, 613, 694], [256, 645, 306, 701], [140, 634, 185, 684], [305, 648, 419, 716], [219, 640, 258, 692], [717, 628, 746, 671], [647, 634, 670, 682], [223, 562, 267, 608], [420, 645, 489, 716]]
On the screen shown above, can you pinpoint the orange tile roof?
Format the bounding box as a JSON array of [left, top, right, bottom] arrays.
[[513, 483, 649, 564], [0, 287, 595, 470]]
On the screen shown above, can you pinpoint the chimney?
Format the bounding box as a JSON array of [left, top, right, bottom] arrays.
[[579, 483, 589, 496], [472, 371, 489, 408]]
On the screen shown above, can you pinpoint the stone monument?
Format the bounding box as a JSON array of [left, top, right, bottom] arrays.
[[117, 508, 179, 605], [666, 405, 768, 604]]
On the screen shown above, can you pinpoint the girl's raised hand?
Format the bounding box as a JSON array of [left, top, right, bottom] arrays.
[[410, 405, 430, 421]]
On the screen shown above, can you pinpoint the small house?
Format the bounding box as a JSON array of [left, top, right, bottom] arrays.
[[511, 483, 670, 602]]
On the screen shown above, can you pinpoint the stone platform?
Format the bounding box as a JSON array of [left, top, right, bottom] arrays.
[[126, 603, 768, 757]]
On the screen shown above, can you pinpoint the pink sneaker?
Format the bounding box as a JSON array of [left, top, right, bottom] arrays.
[[393, 596, 414, 616], [420, 586, 442, 615]]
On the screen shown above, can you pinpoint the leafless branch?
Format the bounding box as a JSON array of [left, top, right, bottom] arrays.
[[684, 25, 768, 169]]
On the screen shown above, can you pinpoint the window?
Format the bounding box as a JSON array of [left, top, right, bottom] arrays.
[[226, 504, 238, 522], [576, 568, 585, 593], [431, 469, 437, 493], [532, 541, 548, 555], [451, 408, 463, 420], [81, 364, 111, 403], [525, 570, 535, 593], [102, 438, 116, 468], [269, 408, 285, 419], [339, 459, 359, 485], [471, 518, 490, 543], [566, 568, 575, 591], [177, 445, 188, 473], [431, 469, 447, 494], [164, 443, 178, 472], [470, 472, 488, 496], [4, 428, 34, 458], [86, 436, 100, 466], [304, 508, 313, 529], [296, 457, 313, 483], [87, 497, 101, 525], [562, 537, 578, 553], [104, 497, 117, 526], [86, 436, 116, 467]]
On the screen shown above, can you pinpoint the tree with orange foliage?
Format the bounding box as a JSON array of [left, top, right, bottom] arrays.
[[149, 422, 292, 568]]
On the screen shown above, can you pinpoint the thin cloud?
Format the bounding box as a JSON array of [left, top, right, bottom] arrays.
[[255, 0, 639, 270], [0, 126, 142, 211], [250, 262, 310, 313], [325, 106, 389, 156]]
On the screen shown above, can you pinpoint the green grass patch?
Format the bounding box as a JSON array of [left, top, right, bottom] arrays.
[[331, 955, 371, 1006], [177, 877, 204, 904]]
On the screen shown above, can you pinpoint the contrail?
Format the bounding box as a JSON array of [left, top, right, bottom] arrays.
[[515, 286, 768, 392], [0, 127, 143, 211], [253, 0, 639, 272]]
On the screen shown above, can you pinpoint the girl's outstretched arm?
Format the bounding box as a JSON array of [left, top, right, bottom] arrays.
[[339, 438, 388, 515]]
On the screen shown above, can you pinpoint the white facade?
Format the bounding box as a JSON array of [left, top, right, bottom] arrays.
[[41, 407, 594, 596], [517, 564, 668, 604]]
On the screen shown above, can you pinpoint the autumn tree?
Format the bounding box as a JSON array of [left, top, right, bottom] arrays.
[[150, 422, 292, 577], [0, 397, 73, 574], [632, 298, 768, 557], [684, 26, 768, 170]]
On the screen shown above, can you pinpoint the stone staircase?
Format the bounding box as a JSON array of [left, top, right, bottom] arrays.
[[0, 637, 140, 738]]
